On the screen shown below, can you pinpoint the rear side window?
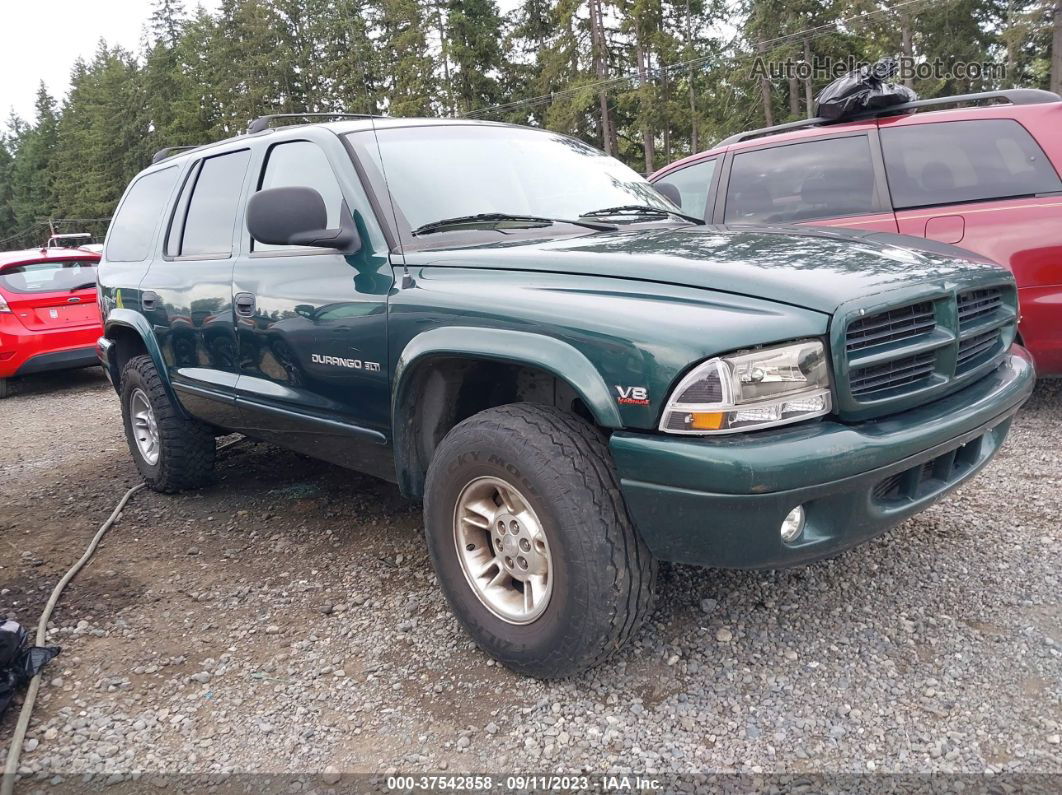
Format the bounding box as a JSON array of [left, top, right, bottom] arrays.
[[0, 260, 97, 293], [254, 141, 343, 252], [653, 159, 716, 220], [170, 150, 251, 258], [881, 119, 1062, 209], [724, 136, 877, 224], [105, 167, 179, 262]]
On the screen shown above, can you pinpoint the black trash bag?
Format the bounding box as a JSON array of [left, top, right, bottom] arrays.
[[0, 617, 61, 718], [814, 57, 917, 121]]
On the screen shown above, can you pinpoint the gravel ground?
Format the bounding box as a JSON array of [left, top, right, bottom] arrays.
[[0, 368, 1059, 789]]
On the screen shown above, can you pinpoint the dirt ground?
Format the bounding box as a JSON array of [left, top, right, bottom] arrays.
[[1, 367, 1060, 789]]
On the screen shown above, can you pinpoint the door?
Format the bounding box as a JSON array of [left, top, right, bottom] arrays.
[[139, 148, 253, 427], [717, 133, 899, 233], [880, 117, 1062, 370], [232, 132, 395, 476]]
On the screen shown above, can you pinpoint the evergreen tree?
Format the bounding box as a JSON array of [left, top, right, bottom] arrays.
[[445, 0, 505, 113], [375, 0, 437, 115], [9, 84, 60, 233]]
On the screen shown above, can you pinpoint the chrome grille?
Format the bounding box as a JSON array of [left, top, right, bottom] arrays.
[[958, 288, 1002, 327], [845, 302, 935, 352], [850, 351, 936, 398]]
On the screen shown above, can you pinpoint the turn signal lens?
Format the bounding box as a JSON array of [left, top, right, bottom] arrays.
[[0, 295, 10, 313], [688, 412, 725, 430]]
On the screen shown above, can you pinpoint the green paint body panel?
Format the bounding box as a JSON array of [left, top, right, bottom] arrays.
[[96, 122, 1037, 571]]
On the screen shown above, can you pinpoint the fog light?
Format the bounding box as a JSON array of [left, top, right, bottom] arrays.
[[780, 506, 805, 543]]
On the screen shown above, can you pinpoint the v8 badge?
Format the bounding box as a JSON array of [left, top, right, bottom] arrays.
[[615, 385, 650, 406]]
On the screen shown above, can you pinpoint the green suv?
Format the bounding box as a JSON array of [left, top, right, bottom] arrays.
[[96, 116, 1035, 678]]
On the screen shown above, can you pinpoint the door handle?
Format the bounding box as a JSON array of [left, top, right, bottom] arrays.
[[141, 290, 159, 311], [234, 292, 256, 317]]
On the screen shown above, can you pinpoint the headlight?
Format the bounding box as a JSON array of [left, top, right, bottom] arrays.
[[660, 340, 831, 434]]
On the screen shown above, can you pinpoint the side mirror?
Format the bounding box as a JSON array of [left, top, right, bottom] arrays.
[[246, 186, 361, 254], [654, 182, 682, 208]]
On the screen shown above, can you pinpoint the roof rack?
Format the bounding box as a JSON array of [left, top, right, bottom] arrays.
[[246, 113, 384, 134], [151, 144, 201, 165], [717, 88, 1061, 147]]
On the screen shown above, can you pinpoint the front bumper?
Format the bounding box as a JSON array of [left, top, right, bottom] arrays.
[[610, 347, 1035, 569]]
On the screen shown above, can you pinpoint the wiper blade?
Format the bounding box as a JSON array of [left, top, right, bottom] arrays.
[[69, 281, 97, 292], [579, 204, 704, 224], [411, 212, 617, 236]]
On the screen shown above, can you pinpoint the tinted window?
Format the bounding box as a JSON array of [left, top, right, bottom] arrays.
[[105, 167, 179, 262], [177, 150, 251, 258], [0, 260, 97, 293], [653, 159, 716, 220], [881, 119, 1062, 209], [724, 136, 877, 224], [255, 141, 343, 251]]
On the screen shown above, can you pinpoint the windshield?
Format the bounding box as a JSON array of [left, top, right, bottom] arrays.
[[0, 259, 98, 293], [347, 125, 677, 234]]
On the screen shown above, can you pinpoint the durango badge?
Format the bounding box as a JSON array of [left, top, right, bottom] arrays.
[[615, 385, 650, 406]]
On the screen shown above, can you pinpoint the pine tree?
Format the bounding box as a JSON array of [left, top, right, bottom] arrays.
[[375, 0, 437, 115], [445, 0, 505, 113], [9, 84, 60, 234]]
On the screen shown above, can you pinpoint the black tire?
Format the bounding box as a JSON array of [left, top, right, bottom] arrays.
[[424, 403, 657, 678], [0, 378, 9, 399], [120, 355, 215, 492]]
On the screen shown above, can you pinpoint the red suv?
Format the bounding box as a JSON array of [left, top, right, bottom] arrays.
[[650, 89, 1062, 376], [0, 245, 102, 398]]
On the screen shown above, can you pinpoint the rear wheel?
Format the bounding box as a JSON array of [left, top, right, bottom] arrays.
[[424, 403, 657, 678], [120, 355, 215, 492], [0, 378, 9, 399]]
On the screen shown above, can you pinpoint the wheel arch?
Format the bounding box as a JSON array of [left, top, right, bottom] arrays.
[[392, 327, 623, 498], [103, 308, 185, 416]]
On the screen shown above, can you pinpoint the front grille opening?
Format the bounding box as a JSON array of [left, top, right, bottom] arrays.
[[958, 288, 1002, 328], [845, 302, 936, 352], [957, 329, 1001, 373], [873, 473, 904, 502], [850, 351, 936, 398], [873, 434, 985, 505]]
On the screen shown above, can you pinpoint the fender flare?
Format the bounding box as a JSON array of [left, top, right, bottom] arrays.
[[391, 326, 624, 495], [103, 308, 186, 417]]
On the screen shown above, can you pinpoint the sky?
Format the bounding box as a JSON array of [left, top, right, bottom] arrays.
[[0, 0, 220, 123]]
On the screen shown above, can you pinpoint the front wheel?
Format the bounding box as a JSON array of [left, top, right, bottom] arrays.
[[424, 403, 657, 678]]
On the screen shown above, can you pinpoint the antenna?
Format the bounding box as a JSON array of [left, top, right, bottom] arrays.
[[367, 118, 413, 289]]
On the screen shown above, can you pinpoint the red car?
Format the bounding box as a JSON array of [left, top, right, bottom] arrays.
[[0, 244, 102, 398], [650, 88, 1062, 376]]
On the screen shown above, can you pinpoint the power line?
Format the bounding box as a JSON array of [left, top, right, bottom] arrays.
[[462, 0, 939, 119]]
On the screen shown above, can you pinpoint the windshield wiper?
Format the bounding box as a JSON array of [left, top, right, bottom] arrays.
[[69, 281, 97, 291], [579, 204, 705, 225], [411, 212, 617, 236]]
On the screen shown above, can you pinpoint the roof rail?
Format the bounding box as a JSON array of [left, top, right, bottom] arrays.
[[246, 113, 384, 134], [717, 88, 1061, 147], [151, 144, 201, 165]]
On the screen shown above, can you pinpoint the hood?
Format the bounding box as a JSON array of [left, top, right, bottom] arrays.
[[408, 224, 1005, 315]]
